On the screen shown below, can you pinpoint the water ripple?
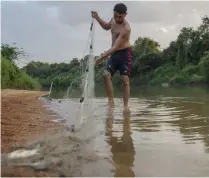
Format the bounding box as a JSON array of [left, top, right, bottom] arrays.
[[40, 94, 209, 176]]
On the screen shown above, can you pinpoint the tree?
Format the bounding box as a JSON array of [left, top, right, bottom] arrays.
[[1, 43, 26, 63], [22, 15, 209, 88]]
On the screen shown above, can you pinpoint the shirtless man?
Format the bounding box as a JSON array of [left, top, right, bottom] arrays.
[[92, 3, 132, 111]]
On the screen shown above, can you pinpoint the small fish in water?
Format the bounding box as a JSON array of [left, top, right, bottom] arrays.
[[8, 149, 39, 159], [80, 97, 84, 103], [71, 125, 75, 132], [59, 100, 61, 103]]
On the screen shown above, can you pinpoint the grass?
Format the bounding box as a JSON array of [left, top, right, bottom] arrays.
[[1, 57, 40, 90]]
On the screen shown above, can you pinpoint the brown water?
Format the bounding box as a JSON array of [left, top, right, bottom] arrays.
[[44, 86, 209, 176], [3, 86, 209, 176]]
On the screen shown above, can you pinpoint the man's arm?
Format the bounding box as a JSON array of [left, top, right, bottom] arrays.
[[92, 11, 111, 30], [96, 16, 111, 30], [95, 28, 129, 64]]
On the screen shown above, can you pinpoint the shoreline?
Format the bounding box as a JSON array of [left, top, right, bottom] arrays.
[[1, 89, 66, 176], [1, 89, 99, 177], [1, 89, 64, 153]]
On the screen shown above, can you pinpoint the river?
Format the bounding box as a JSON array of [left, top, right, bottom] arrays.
[[43, 86, 209, 176]]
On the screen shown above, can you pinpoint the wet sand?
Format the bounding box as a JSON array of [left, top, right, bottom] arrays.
[[1, 89, 64, 176], [1, 89, 100, 177]]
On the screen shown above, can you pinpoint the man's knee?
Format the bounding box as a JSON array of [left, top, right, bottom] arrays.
[[103, 69, 111, 79], [121, 75, 129, 86]]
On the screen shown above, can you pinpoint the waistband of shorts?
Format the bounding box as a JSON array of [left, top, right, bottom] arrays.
[[112, 47, 132, 55]]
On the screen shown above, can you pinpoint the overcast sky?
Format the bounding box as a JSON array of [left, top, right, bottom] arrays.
[[1, 1, 209, 67]]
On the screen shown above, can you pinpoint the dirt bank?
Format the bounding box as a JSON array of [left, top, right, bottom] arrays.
[[1, 89, 64, 176], [1, 89, 63, 153], [1, 89, 99, 177]]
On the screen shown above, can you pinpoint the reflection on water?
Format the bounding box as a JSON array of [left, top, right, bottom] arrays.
[[45, 86, 209, 176], [106, 108, 135, 177]]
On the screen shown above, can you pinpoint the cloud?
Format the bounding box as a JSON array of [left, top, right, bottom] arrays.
[[1, 1, 209, 67], [160, 28, 169, 33], [36, 1, 209, 26]]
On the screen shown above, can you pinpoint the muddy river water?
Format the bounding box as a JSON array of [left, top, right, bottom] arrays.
[[41, 86, 209, 176]]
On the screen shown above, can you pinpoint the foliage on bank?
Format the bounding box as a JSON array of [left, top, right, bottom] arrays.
[[14, 16, 209, 89], [1, 44, 40, 90]]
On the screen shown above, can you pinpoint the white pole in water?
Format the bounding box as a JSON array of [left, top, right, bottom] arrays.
[[66, 86, 70, 98], [48, 82, 53, 98], [66, 82, 73, 98]]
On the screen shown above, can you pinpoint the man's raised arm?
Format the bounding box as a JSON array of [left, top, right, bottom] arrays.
[[91, 11, 111, 30]]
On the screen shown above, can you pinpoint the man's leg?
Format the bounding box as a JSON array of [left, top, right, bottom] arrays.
[[121, 75, 130, 111], [103, 69, 114, 107], [103, 58, 116, 107], [119, 48, 132, 111]]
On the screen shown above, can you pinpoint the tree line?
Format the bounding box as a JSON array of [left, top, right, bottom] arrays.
[[1, 16, 209, 91]]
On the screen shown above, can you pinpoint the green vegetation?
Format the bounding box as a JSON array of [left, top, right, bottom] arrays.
[[3, 16, 209, 91], [1, 43, 40, 90]]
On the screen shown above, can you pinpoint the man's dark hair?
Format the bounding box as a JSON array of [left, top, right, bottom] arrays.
[[113, 3, 127, 14]]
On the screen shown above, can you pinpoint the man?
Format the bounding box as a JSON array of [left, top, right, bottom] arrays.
[[92, 3, 132, 112]]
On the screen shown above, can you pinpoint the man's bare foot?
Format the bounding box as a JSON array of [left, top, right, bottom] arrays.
[[108, 99, 114, 108], [123, 106, 130, 114], [107, 105, 114, 116]]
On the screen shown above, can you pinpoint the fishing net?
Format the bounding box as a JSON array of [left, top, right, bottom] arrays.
[[72, 18, 96, 131], [46, 16, 97, 135]]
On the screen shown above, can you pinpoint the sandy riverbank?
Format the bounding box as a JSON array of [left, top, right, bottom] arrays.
[[1, 89, 63, 153], [1, 89, 99, 177], [1, 89, 65, 176]]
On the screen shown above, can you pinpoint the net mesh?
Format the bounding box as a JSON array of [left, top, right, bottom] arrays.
[[73, 18, 96, 130]]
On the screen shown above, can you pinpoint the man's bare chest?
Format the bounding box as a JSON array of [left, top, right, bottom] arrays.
[[111, 24, 123, 39]]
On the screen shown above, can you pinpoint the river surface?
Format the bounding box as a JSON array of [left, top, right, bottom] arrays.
[[43, 86, 209, 177]]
